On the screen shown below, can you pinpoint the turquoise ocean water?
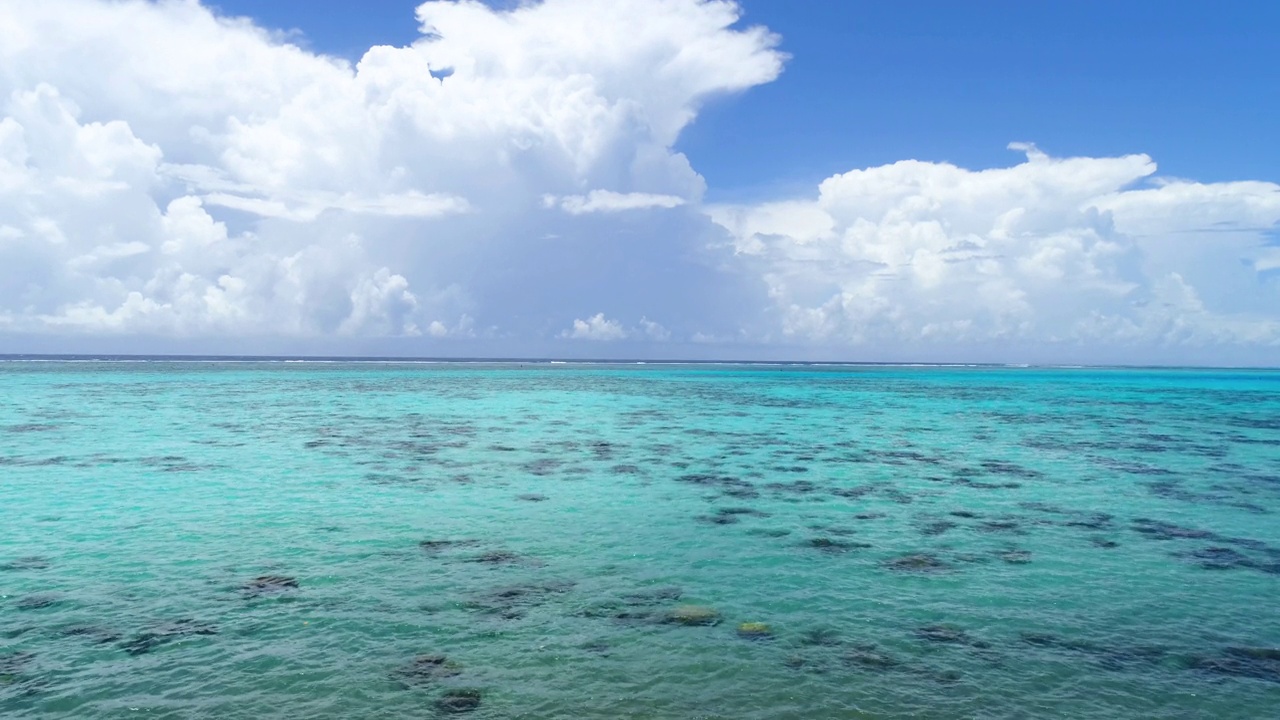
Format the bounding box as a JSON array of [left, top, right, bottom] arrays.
[[2, 361, 1279, 719]]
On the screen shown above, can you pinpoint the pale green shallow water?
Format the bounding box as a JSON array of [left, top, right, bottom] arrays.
[[2, 361, 1279, 719]]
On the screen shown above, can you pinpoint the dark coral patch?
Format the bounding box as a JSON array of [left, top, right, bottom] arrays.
[[805, 538, 871, 554], [119, 632, 170, 655], [15, 594, 61, 611], [798, 628, 842, 647], [915, 624, 992, 649], [745, 528, 792, 538], [420, 540, 481, 555], [241, 575, 298, 597], [952, 478, 1022, 490], [579, 605, 656, 623], [918, 520, 958, 537], [998, 549, 1032, 564], [677, 473, 760, 499], [717, 507, 770, 518], [843, 644, 903, 670], [1064, 513, 1114, 531], [467, 580, 575, 619], [5, 424, 59, 433], [0, 651, 41, 698], [976, 520, 1023, 534], [831, 486, 877, 499], [1130, 518, 1215, 541], [588, 441, 619, 460], [676, 473, 738, 487], [435, 688, 483, 713], [978, 460, 1043, 479], [0, 651, 34, 674], [695, 514, 740, 525], [522, 458, 563, 476], [60, 625, 122, 644], [880, 489, 915, 504], [1227, 647, 1280, 661], [916, 625, 968, 644], [392, 654, 463, 687], [1018, 502, 1070, 515], [467, 550, 524, 565], [0, 556, 50, 571], [765, 480, 821, 495], [120, 620, 217, 656], [1180, 546, 1253, 570], [1020, 632, 1088, 650], [1187, 654, 1280, 683], [783, 655, 809, 670], [808, 524, 857, 537], [1019, 631, 1167, 671], [883, 553, 952, 573]]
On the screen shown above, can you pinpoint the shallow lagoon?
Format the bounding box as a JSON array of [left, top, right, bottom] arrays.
[[2, 362, 1279, 718]]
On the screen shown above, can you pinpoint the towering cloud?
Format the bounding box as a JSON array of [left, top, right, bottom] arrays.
[[0, 0, 782, 340]]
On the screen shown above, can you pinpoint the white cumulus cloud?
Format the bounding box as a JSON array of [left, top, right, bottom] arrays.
[[547, 190, 687, 215], [562, 313, 628, 341], [639, 317, 671, 341], [709, 143, 1280, 353]]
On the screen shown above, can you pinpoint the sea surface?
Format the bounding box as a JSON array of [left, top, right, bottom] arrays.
[[2, 361, 1279, 719]]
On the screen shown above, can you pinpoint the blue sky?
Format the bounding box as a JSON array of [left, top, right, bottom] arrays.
[[213, 0, 1280, 200], [1, 0, 1278, 362]]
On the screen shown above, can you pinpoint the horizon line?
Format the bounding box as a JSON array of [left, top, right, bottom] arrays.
[[1, 353, 1277, 372]]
